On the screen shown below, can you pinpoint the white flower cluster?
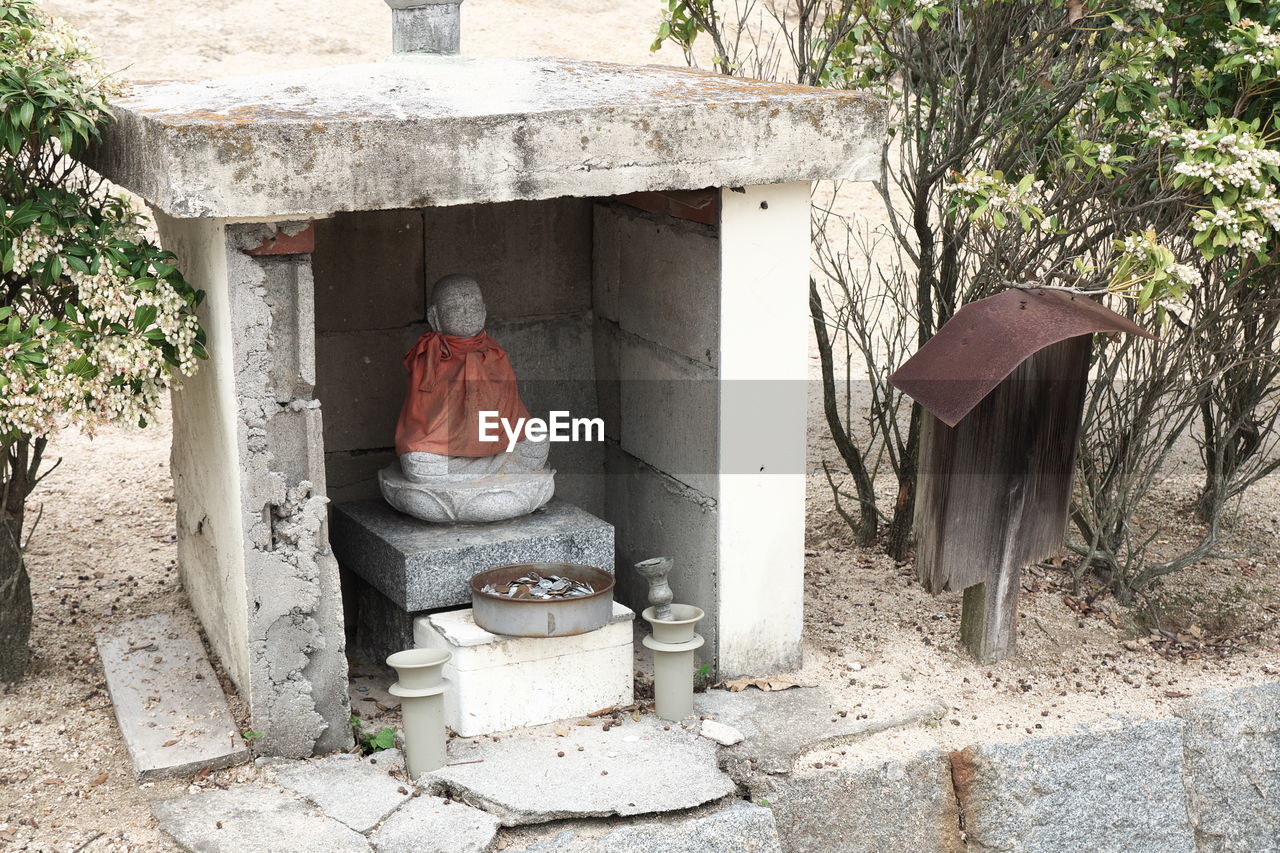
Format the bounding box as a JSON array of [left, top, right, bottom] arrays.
[[1215, 23, 1280, 68], [943, 170, 1045, 229], [0, 217, 201, 440], [1159, 124, 1280, 253], [943, 171, 1043, 207], [1, 12, 110, 101], [1120, 230, 1159, 255], [1164, 263, 1203, 288], [1165, 128, 1278, 188], [1131, 0, 1165, 12]]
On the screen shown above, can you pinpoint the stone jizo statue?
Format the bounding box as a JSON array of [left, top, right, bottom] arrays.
[[379, 275, 554, 523]]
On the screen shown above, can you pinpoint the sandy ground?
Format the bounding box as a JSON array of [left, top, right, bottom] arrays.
[[1, 2, 1278, 850], [39, 0, 701, 81]]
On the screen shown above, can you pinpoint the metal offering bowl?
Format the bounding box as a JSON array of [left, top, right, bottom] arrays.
[[469, 563, 615, 637]]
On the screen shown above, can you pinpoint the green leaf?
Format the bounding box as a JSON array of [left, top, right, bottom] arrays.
[[133, 304, 157, 330], [368, 727, 396, 751]]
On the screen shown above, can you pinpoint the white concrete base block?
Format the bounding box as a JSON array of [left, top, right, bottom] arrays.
[[413, 603, 634, 737]]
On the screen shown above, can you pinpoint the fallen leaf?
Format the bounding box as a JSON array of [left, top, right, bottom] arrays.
[[88, 773, 107, 787], [586, 706, 615, 717], [716, 677, 807, 693], [554, 728, 569, 737], [162, 739, 179, 748]]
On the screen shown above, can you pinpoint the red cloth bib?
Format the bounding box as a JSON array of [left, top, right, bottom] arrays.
[[394, 331, 531, 457]]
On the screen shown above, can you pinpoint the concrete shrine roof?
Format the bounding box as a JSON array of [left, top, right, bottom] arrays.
[[86, 57, 886, 219]]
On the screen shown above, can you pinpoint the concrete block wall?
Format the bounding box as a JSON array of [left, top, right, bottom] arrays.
[[161, 215, 354, 759], [593, 201, 724, 667], [312, 200, 600, 509], [224, 225, 354, 759], [313, 191, 808, 678], [156, 213, 251, 695]]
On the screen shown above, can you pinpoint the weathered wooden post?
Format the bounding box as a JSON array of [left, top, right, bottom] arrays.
[[890, 288, 1154, 662]]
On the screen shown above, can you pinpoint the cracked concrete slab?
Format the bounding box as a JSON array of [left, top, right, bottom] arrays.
[[501, 800, 782, 852], [275, 753, 411, 833], [97, 613, 249, 780], [369, 794, 500, 853], [427, 716, 736, 826], [695, 686, 946, 776], [153, 786, 370, 852], [225, 227, 353, 758]]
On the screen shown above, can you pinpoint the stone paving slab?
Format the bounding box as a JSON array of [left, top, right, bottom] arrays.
[[502, 800, 782, 852], [427, 716, 736, 826], [1177, 683, 1280, 853], [331, 498, 614, 611], [762, 749, 960, 853], [956, 718, 1196, 853], [275, 752, 411, 833], [153, 786, 371, 852], [695, 686, 945, 776], [369, 794, 500, 853], [96, 613, 249, 780]]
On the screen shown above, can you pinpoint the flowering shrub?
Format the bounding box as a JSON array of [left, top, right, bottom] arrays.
[[866, 1, 1278, 305], [653, 0, 1280, 594], [0, 0, 204, 680]]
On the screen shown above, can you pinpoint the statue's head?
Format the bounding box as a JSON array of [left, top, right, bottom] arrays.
[[428, 274, 486, 337]]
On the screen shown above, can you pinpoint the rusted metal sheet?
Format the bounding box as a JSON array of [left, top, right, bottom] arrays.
[[889, 288, 1155, 427], [242, 223, 316, 256], [615, 189, 719, 226]]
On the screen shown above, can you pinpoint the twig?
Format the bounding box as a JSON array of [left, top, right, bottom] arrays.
[[1008, 280, 1105, 296], [1031, 615, 1059, 645], [21, 502, 43, 550], [73, 832, 105, 852], [446, 759, 484, 767]]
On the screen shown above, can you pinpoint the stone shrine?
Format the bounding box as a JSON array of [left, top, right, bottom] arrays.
[[83, 0, 886, 755]]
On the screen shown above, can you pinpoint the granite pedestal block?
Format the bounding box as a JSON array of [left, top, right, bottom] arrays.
[[331, 499, 615, 666], [332, 499, 615, 611], [415, 604, 635, 737]]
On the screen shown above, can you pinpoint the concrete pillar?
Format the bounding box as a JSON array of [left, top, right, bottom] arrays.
[[157, 213, 353, 758], [597, 183, 809, 677], [715, 183, 810, 675], [385, 0, 464, 55]]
